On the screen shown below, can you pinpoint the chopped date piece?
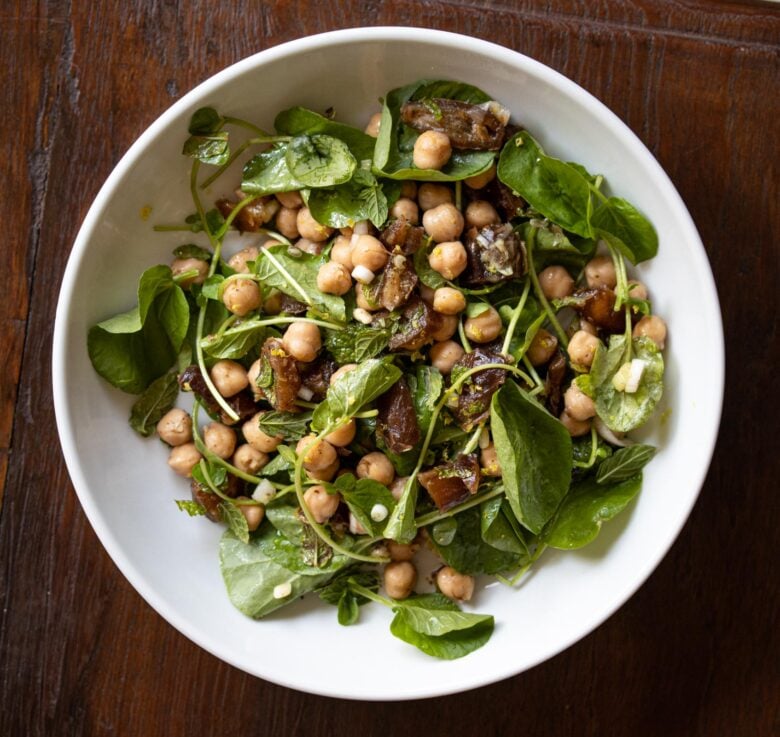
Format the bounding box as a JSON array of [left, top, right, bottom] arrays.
[[401, 98, 506, 151], [279, 294, 308, 315], [463, 223, 526, 285], [376, 377, 421, 454], [388, 296, 442, 351], [450, 345, 508, 430], [569, 287, 625, 334], [544, 350, 567, 416], [299, 356, 337, 401], [474, 177, 527, 220], [380, 219, 426, 255], [179, 365, 256, 425], [191, 480, 221, 523], [256, 338, 302, 412], [216, 195, 278, 232], [377, 251, 418, 311], [419, 454, 481, 511]]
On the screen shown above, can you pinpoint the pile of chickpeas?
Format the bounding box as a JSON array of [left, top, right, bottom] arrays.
[[163, 110, 667, 605]]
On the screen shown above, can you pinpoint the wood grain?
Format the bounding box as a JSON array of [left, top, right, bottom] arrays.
[[1, 1, 778, 734]]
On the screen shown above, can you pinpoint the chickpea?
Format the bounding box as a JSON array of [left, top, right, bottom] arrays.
[[384, 561, 417, 600], [275, 206, 300, 240], [387, 540, 418, 562], [633, 315, 667, 349], [400, 181, 417, 200], [303, 485, 340, 524], [428, 241, 467, 280], [262, 290, 283, 315], [222, 277, 261, 316], [432, 287, 467, 315], [584, 255, 617, 289], [294, 237, 322, 255], [171, 257, 208, 287], [237, 497, 265, 532], [356, 451, 395, 487], [539, 265, 575, 299], [567, 330, 601, 368], [527, 328, 558, 366], [297, 207, 333, 242], [317, 261, 352, 296], [579, 319, 598, 336], [324, 418, 356, 447], [464, 200, 500, 229], [417, 183, 452, 211], [203, 422, 237, 460], [464, 306, 502, 343], [227, 246, 259, 274], [355, 284, 380, 311], [364, 112, 382, 137], [330, 363, 357, 385], [423, 203, 465, 243], [481, 443, 501, 476], [560, 410, 592, 437], [275, 190, 303, 209], [389, 476, 408, 501], [242, 412, 283, 453], [564, 383, 596, 421], [156, 408, 192, 447], [413, 130, 452, 170], [464, 164, 496, 190], [430, 314, 459, 342], [351, 235, 389, 272], [390, 197, 419, 224], [307, 458, 340, 482], [232, 445, 270, 475], [296, 435, 337, 472], [282, 321, 321, 363], [436, 566, 475, 602], [628, 280, 649, 301], [430, 340, 464, 375], [167, 442, 202, 477], [246, 358, 263, 401], [210, 359, 249, 398], [330, 235, 354, 269]]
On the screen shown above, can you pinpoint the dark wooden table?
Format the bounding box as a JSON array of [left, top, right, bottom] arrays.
[[2, 1, 778, 734]]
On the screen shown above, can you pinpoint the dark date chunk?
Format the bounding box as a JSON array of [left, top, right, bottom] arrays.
[[377, 252, 418, 311], [569, 287, 625, 334], [419, 454, 482, 511], [388, 296, 442, 352], [544, 350, 567, 416], [256, 337, 302, 412], [278, 294, 308, 315], [299, 356, 337, 402], [450, 345, 508, 430], [472, 177, 527, 220], [401, 98, 506, 151], [376, 377, 421, 454], [216, 196, 277, 232], [381, 218, 426, 255], [463, 224, 526, 286], [179, 365, 256, 425], [191, 480, 221, 522]]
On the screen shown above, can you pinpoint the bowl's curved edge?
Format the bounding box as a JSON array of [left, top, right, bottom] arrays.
[[52, 26, 725, 701]]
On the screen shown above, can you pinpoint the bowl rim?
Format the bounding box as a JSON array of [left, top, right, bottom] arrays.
[[52, 25, 725, 700]]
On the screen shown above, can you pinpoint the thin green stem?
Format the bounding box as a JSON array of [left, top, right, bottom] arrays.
[[458, 318, 473, 353], [260, 248, 312, 305], [348, 581, 393, 608], [222, 115, 271, 137], [501, 278, 531, 355], [153, 224, 194, 232], [214, 194, 258, 240], [415, 485, 505, 527], [526, 228, 568, 347], [573, 425, 600, 469], [461, 423, 485, 455], [522, 356, 544, 388]]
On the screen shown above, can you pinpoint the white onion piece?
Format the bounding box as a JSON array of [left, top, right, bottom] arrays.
[[297, 386, 314, 401], [353, 220, 371, 235], [273, 582, 292, 599], [352, 307, 373, 324], [349, 512, 367, 535], [370, 503, 389, 522], [625, 359, 647, 394], [351, 264, 375, 284], [594, 417, 634, 448], [252, 479, 276, 504]]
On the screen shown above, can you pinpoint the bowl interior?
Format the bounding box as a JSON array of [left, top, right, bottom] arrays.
[[53, 28, 723, 700]]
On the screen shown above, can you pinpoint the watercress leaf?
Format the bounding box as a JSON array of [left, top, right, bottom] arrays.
[[490, 380, 572, 533], [591, 196, 658, 264], [383, 476, 419, 544], [589, 333, 628, 390], [431, 517, 458, 545], [323, 319, 395, 364], [175, 499, 206, 516], [173, 244, 213, 261], [413, 241, 446, 288], [242, 146, 307, 195], [521, 220, 591, 271], [336, 474, 397, 536], [284, 134, 356, 188], [543, 473, 643, 549], [311, 359, 402, 431], [199, 274, 224, 303], [128, 371, 179, 437], [318, 569, 379, 606], [595, 337, 664, 432], [182, 132, 230, 166], [219, 527, 339, 618], [188, 107, 224, 135], [480, 497, 529, 556], [200, 319, 274, 360], [254, 244, 346, 322], [596, 444, 656, 484], [407, 365, 444, 434], [498, 131, 593, 238], [428, 506, 523, 574], [274, 107, 376, 162], [337, 593, 360, 626], [308, 170, 400, 229], [256, 410, 312, 441], [465, 301, 491, 318], [220, 502, 250, 544]]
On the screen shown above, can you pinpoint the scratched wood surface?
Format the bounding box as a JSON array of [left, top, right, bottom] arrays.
[[1, 1, 778, 734]]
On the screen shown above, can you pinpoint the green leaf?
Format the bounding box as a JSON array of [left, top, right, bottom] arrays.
[[383, 476, 419, 544], [497, 131, 593, 238], [175, 499, 206, 516], [480, 497, 529, 556], [256, 410, 312, 441], [543, 474, 643, 549], [254, 244, 346, 322], [407, 365, 444, 435], [200, 319, 274, 360], [323, 318, 396, 364], [521, 220, 593, 271], [241, 145, 307, 196], [182, 132, 229, 165], [311, 359, 402, 431], [490, 380, 572, 533], [596, 444, 656, 484], [220, 502, 250, 544], [128, 371, 179, 437], [334, 473, 397, 537], [318, 570, 380, 626], [188, 107, 224, 135], [591, 196, 658, 264], [373, 80, 495, 181], [413, 241, 446, 288], [173, 243, 213, 261], [431, 517, 458, 545], [284, 134, 356, 188]]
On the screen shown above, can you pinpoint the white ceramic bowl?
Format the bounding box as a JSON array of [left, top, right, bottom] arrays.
[[53, 27, 724, 700]]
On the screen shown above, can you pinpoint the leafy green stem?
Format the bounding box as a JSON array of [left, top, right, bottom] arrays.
[[348, 580, 394, 608], [573, 425, 600, 469], [415, 484, 505, 527], [500, 278, 531, 355], [461, 423, 485, 455], [221, 115, 271, 137], [214, 194, 258, 240], [458, 318, 473, 353], [199, 135, 291, 189], [522, 355, 544, 388], [260, 247, 313, 305]]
